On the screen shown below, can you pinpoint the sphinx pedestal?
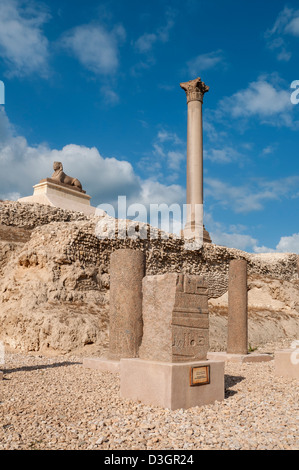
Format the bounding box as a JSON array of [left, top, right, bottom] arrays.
[[18, 178, 100, 216]]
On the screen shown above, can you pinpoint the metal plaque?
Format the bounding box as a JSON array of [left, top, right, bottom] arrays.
[[190, 365, 210, 386]]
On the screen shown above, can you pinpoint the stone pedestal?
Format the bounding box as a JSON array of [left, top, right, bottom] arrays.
[[18, 179, 100, 216], [274, 349, 299, 379], [227, 259, 248, 355], [120, 358, 224, 410], [207, 352, 273, 363]]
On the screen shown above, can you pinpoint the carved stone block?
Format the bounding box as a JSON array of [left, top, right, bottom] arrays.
[[138, 273, 209, 363]]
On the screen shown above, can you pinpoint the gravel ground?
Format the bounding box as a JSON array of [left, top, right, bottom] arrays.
[[0, 346, 298, 451]]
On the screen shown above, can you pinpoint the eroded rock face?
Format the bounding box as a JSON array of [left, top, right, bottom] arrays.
[[0, 219, 110, 355], [0, 200, 298, 354]]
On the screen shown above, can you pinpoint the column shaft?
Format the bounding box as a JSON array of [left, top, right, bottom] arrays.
[[180, 77, 210, 242], [227, 259, 248, 355], [108, 249, 145, 360], [186, 100, 203, 227]]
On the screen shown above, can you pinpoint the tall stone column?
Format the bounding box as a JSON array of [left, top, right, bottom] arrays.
[[180, 77, 211, 243]]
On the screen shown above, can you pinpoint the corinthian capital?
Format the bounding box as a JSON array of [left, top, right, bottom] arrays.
[[180, 77, 209, 103]]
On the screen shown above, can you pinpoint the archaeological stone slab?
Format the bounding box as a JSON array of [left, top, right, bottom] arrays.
[[138, 273, 209, 363]]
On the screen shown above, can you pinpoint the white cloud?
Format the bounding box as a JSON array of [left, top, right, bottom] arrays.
[[207, 219, 299, 254], [0, 0, 50, 78], [0, 108, 184, 217], [134, 10, 175, 54], [100, 86, 120, 105], [167, 151, 185, 171], [138, 179, 184, 208], [204, 147, 243, 164], [253, 233, 299, 254], [157, 130, 182, 145], [265, 7, 299, 60], [210, 231, 258, 252], [204, 211, 260, 252], [265, 6, 294, 37], [135, 33, 157, 53], [205, 176, 299, 214], [219, 76, 295, 127], [276, 233, 299, 253], [285, 15, 299, 36], [206, 211, 299, 254], [60, 23, 126, 76], [187, 50, 225, 75], [138, 128, 185, 181], [261, 144, 276, 156], [222, 79, 290, 118]]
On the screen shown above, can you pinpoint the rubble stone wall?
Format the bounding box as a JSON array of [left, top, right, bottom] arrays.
[[1, 201, 298, 300]]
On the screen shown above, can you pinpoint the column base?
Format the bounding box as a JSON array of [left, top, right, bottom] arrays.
[[120, 358, 224, 410], [83, 357, 120, 373], [207, 352, 273, 363], [274, 349, 299, 379], [181, 223, 212, 243], [203, 225, 212, 243]]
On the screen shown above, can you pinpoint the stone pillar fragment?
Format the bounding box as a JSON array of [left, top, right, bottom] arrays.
[[227, 259, 248, 355], [108, 249, 145, 360], [138, 273, 209, 362]]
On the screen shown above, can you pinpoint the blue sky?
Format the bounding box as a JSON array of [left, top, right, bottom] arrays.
[[0, 0, 298, 253]]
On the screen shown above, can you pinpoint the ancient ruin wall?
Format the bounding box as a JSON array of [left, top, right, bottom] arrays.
[[1, 201, 298, 299]]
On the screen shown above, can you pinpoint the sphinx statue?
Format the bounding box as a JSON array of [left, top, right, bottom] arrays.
[[51, 162, 83, 192]]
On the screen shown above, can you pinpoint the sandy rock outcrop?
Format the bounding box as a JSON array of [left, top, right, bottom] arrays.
[[0, 221, 109, 354], [209, 275, 299, 351]]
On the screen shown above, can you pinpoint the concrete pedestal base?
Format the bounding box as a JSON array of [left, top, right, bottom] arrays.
[[274, 349, 299, 379], [83, 357, 120, 373], [120, 358, 224, 410], [18, 179, 102, 217], [207, 352, 273, 363]]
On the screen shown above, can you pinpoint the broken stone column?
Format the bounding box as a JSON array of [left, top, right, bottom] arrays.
[[108, 249, 145, 360], [227, 259, 248, 355], [138, 273, 209, 362]]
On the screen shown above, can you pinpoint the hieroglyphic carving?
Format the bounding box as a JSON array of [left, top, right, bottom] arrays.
[[139, 273, 210, 363], [172, 274, 209, 362]]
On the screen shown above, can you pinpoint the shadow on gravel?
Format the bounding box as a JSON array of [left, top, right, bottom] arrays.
[[225, 374, 245, 398], [3, 361, 82, 375]]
